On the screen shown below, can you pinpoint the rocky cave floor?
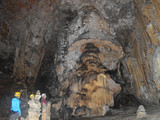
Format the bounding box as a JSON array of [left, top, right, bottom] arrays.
[[71, 106, 160, 120], [1, 106, 160, 120], [1, 73, 160, 120]]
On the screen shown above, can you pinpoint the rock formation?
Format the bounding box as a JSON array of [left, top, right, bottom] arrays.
[[49, 0, 133, 117], [121, 0, 160, 104], [41, 101, 51, 120], [21, 90, 41, 120], [136, 105, 147, 118]]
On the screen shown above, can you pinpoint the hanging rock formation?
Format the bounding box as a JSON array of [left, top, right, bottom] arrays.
[[51, 3, 130, 117]]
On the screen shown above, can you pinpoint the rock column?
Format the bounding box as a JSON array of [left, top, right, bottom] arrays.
[[42, 101, 51, 120], [27, 90, 41, 120]]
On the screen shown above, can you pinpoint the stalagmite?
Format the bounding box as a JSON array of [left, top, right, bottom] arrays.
[[41, 94, 51, 120], [21, 90, 41, 120], [46, 102, 51, 120], [42, 103, 51, 120], [28, 90, 41, 120], [136, 105, 147, 119]]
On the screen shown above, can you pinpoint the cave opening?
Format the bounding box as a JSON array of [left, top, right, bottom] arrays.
[[107, 63, 141, 109], [0, 56, 14, 75]]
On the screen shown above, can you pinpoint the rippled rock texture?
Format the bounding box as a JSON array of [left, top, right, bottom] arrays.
[[49, 0, 133, 117]]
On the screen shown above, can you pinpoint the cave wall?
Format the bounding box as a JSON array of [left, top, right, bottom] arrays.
[[0, 1, 59, 118], [0, 0, 60, 90], [120, 0, 160, 104]]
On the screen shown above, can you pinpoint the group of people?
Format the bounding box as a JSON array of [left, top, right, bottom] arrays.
[[10, 91, 47, 120]]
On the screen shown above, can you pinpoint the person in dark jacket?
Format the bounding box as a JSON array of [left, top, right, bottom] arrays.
[[10, 92, 21, 120], [41, 93, 47, 105]]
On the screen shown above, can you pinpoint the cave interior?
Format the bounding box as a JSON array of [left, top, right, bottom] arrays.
[[0, 0, 160, 119]]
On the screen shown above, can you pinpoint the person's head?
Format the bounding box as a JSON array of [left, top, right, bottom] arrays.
[[14, 92, 21, 98], [30, 94, 35, 100], [41, 93, 46, 99]]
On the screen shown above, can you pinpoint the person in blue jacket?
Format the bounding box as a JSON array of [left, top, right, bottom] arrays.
[[10, 92, 21, 120]]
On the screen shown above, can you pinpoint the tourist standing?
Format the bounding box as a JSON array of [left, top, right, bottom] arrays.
[[10, 92, 21, 120], [41, 93, 47, 120]]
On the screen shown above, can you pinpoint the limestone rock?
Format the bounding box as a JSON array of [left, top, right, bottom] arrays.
[[3, 0, 160, 119], [66, 73, 121, 116], [136, 105, 147, 119], [52, 101, 62, 111], [42, 101, 51, 120], [121, 0, 160, 104], [21, 90, 41, 120]]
